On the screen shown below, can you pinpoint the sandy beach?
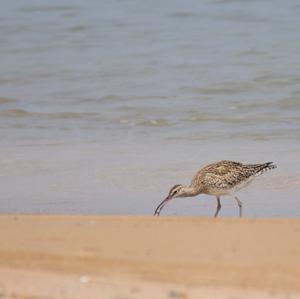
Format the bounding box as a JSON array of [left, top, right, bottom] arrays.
[[0, 215, 299, 298], [2, 1, 300, 298]]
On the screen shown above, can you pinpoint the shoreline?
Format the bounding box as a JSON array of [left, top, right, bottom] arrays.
[[0, 215, 299, 298]]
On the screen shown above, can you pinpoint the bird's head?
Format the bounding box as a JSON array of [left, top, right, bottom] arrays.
[[154, 184, 185, 216], [167, 184, 185, 199]]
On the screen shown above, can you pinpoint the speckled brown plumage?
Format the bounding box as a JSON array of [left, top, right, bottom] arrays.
[[191, 160, 276, 195], [154, 160, 276, 217]]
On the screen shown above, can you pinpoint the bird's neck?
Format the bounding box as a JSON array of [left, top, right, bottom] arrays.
[[181, 185, 202, 197]]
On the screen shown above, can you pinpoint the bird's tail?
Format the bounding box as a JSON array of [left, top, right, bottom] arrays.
[[252, 162, 277, 176]]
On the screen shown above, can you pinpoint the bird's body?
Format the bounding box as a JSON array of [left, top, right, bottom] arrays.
[[191, 160, 275, 196], [154, 160, 276, 217]]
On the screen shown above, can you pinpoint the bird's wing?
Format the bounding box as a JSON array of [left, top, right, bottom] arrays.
[[191, 161, 251, 190]]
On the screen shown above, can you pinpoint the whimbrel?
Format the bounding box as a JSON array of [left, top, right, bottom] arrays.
[[154, 160, 276, 217]]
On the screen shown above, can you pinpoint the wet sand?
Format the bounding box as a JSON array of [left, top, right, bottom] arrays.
[[0, 215, 299, 299]]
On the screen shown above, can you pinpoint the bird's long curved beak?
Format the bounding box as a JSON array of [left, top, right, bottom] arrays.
[[154, 196, 171, 216]]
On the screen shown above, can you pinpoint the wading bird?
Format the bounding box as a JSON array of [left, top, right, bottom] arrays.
[[154, 160, 276, 217]]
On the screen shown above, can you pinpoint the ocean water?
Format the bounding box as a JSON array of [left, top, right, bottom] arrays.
[[0, 0, 300, 217]]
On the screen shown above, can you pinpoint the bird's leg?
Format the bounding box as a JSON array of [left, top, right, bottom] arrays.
[[214, 196, 221, 218], [234, 196, 243, 218]]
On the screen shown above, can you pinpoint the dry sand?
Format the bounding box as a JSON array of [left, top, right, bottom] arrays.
[[0, 215, 299, 299]]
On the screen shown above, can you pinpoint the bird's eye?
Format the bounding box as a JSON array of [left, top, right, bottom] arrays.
[[172, 190, 178, 196]]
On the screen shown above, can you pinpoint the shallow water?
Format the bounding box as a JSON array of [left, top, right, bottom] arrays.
[[0, 0, 300, 216]]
